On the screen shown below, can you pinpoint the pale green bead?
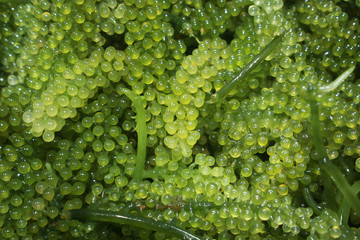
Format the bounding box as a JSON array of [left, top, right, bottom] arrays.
[[23, 111, 34, 123], [43, 130, 55, 142], [45, 118, 57, 131]]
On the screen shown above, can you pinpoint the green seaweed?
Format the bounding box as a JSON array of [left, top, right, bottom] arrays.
[[120, 88, 147, 181], [215, 33, 284, 103], [68, 209, 203, 240], [309, 88, 360, 218]]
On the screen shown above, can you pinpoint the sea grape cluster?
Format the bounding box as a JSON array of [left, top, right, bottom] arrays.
[[0, 0, 359, 239]]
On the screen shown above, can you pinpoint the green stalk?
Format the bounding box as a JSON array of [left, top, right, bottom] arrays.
[[237, 0, 254, 7], [68, 209, 202, 240], [121, 88, 147, 180], [319, 66, 355, 93], [339, 181, 360, 225], [309, 96, 360, 216], [309, 97, 336, 210], [215, 33, 284, 103], [321, 160, 360, 216], [309, 98, 326, 158], [302, 187, 323, 215]]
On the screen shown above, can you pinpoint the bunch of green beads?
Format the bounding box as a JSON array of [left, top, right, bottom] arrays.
[[249, 0, 286, 40]]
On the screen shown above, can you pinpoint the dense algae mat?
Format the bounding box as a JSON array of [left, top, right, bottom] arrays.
[[0, 0, 360, 239]]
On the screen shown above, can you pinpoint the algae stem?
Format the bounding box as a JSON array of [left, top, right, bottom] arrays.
[[319, 66, 355, 93], [302, 187, 323, 216], [339, 180, 360, 225], [215, 33, 284, 103], [309, 95, 360, 216], [69, 209, 202, 240], [121, 88, 147, 180]]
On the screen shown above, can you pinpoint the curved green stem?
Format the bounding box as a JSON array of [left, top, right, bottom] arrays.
[[319, 66, 355, 93], [339, 181, 360, 225], [237, 0, 254, 7], [121, 88, 147, 180], [68, 209, 202, 240], [320, 160, 360, 216], [45, 163, 54, 175], [309, 97, 336, 210], [309, 95, 360, 216], [142, 167, 173, 180], [215, 33, 284, 103], [302, 187, 323, 215], [309, 98, 326, 158]]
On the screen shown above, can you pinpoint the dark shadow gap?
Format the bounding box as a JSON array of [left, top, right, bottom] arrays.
[[220, 29, 235, 44], [101, 32, 127, 51]]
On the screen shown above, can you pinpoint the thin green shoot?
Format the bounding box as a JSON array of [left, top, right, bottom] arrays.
[[321, 159, 360, 216], [121, 88, 147, 181], [319, 66, 355, 93], [309, 95, 337, 210], [45, 163, 54, 175], [214, 33, 284, 103], [302, 187, 323, 216], [309, 96, 326, 158], [309, 94, 360, 216], [182, 22, 200, 43], [339, 180, 360, 225], [237, 0, 254, 7], [68, 209, 203, 240]]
